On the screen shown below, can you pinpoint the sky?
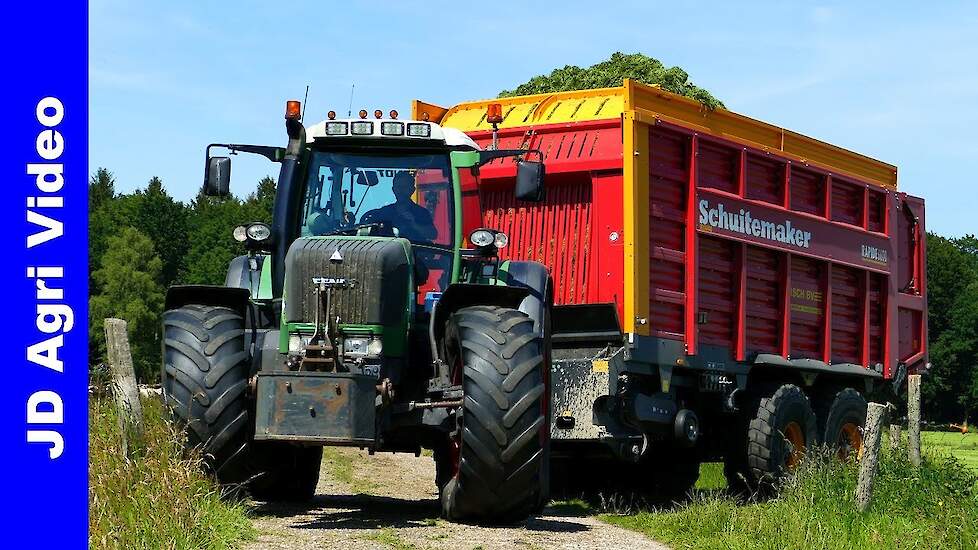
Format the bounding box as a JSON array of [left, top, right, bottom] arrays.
[[90, 1, 978, 237]]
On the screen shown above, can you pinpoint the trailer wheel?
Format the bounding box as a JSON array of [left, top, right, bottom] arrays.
[[162, 305, 257, 490], [250, 445, 323, 501], [747, 384, 817, 486], [821, 388, 867, 460], [438, 305, 549, 524]]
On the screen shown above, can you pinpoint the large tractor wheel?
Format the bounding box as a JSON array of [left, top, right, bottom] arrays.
[[747, 384, 818, 487], [162, 305, 256, 490], [820, 388, 867, 460], [437, 305, 549, 524], [250, 444, 323, 502]]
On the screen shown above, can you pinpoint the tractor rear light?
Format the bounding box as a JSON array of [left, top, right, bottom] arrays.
[[285, 100, 301, 120], [381, 122, 404, 136], [486, 102, 503, 124], [325, 121, 348, 135], [351, 121, 373, 135], [406, 123, 430, 137]]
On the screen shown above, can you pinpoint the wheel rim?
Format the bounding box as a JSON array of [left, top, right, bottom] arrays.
[[838, 422, 864, 460], [783, 421, 806, 469]]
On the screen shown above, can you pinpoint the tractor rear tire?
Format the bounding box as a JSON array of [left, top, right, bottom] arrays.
[[438, 305, 549, 524], [162, 305, 257, 491], [747, 384, 818, 488], [250, 444, 323, 502], [820, 388, 867, 460]]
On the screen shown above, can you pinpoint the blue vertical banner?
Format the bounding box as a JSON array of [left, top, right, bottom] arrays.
[[1, 1, 88, 547]]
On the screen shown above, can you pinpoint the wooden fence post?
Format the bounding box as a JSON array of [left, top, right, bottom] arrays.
[[889, 424, 901, 451], [908, 374, 922, 467], [856, 402, 887, 512], [104, 318, 144, 455]]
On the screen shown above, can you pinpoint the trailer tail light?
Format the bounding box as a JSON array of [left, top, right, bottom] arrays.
[[285, 100, 301, 120], [487, 103, 503, 124]]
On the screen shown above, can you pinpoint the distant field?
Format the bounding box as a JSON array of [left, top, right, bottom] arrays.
[[922, 430, 978, 472]]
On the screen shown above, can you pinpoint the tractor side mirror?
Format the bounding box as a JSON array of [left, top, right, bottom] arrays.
[[515, 159, 545, 202], [356, 170, 380, 187], [204, 156, 231, 197]]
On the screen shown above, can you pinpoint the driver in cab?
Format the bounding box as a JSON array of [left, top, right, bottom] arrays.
[[361, 171, 437, 242]]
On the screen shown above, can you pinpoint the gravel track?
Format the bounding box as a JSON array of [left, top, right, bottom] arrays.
[[246, 447, 668, 550]]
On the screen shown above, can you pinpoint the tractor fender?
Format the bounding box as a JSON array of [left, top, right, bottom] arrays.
[[225, 254, 263, 296], [430, 284, 530, 349], [499, 260, 553, 337], [429, 261, 552, 351], [165, 285, 250, 320]]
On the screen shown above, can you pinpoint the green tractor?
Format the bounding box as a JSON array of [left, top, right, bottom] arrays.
[[161, 101, 552, 524]]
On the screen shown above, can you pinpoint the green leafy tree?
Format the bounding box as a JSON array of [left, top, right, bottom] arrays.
[[244, 175, 276, 221], [500, 52, 723, 109], [89, 227, 165, 382], [180, 191, 248, 285], [925, 233, 978, 421], [130, 177, 190, 285]]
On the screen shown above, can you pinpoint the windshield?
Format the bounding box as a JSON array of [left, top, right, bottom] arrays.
[[300, 151, 454, 246]]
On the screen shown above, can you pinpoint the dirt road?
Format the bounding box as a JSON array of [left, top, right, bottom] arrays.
[[246, 447, 668, 550]]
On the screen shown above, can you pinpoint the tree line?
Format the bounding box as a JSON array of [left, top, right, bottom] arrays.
[[88, 168, 274, 381]]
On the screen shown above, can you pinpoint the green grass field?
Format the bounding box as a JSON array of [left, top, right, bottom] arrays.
[[923, 431, 978, 472], [602, 433, 978, 550]]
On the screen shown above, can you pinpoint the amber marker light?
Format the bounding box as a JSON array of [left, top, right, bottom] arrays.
[[389, 110, 398, 120], [486, 102, 503, 124], [285, 100, 301, 119], [327, 110, 336, 120], [359, 109, 368, 119], [420, 111, 430, 121], [374, 109, 383, 119]]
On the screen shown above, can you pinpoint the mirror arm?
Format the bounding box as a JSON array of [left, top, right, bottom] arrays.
[[206, 143, 285, 164], [476, 148, 542, 166]]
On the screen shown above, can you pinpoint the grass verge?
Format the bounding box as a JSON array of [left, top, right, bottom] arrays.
[[604, 446, 978, 550], [89, 396, 254, 549], [321, 447, 379, 494], [923, 431, 978, 472]]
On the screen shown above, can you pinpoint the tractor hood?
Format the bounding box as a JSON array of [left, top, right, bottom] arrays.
[[284, 236, 412, 328]]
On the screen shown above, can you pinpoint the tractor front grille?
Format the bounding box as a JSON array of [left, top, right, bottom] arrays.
[[284, 237, 411, 326]]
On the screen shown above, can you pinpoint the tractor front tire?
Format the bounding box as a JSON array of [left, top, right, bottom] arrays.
[[747, 384, 818, 488], [162, 305, 256, 491], [439, 305, 549, 524]]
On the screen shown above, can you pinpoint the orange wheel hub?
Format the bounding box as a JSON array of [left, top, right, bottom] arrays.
[[839, 422, 864, 460], [784, 421, 806, 469]]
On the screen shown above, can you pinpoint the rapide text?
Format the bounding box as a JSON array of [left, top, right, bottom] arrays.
[[25, 97, 71, 460]]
